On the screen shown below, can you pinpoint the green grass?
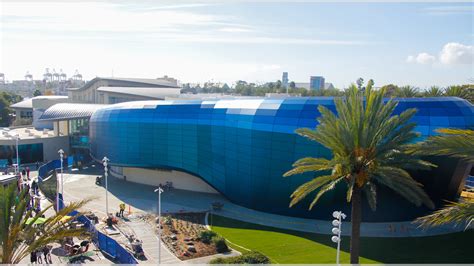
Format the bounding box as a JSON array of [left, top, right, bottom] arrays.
[[210, 214, 474, 264]]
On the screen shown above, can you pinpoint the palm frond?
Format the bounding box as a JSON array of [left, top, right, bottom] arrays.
[[412, 129, 474, 164], [309, 177, 344, 209], [289, 175, 336, 207], [0, 183, 92, 264], [283, 157, 333, 177], [414, 200, 474, 230], [364, 182, 377, 211], [373, 166, 434, 209]]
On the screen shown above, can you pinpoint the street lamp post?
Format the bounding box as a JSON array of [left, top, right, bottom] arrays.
[[102, 157, 110, 216], [14, 134, 19, 175], [331, 211, 346, 265], [58, 149, 64, 210], [154, 187, 164, 265]]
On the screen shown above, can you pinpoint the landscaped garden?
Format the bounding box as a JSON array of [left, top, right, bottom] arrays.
[[210, 214, 474, 264], [147, 212, 230, 260]]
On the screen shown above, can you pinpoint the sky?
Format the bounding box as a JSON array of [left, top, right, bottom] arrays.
[[0, 0, 473, 89]]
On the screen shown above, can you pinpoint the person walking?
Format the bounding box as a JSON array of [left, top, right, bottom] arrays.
[[119, 202, 126, 217], [31, 179, 38, 195], [26, 166, 30, 179], [43, 245, 52, 264], [36, 249, 43, 264], [30, 250, 37, 264], [36, 161, 40, 170]]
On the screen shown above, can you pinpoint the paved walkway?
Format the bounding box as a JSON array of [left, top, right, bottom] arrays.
[[126, 216, 180, 264], [62, 164, 464, 238], [18, 169, 114, 264]]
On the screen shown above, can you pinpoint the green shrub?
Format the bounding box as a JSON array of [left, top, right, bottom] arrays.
[[199, 230, 217, 244], [212, 235, 229, 253], [210, 251, 270, 264], [210, 257, 225, 264]]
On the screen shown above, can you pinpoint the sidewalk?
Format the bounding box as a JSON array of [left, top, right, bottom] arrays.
[[62, 165, 464, 238], [17, 169, 115, 264]]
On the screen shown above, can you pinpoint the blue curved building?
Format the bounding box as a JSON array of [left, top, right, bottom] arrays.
[[89, 97, 474, 222]]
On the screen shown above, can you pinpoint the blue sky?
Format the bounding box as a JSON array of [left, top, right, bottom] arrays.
[[1, 1, 472, 89]]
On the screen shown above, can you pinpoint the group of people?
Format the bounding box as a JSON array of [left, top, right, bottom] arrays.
[[30, 245, 52, 264], [63, 237, 90, 257], [18, 170, 42, 215]]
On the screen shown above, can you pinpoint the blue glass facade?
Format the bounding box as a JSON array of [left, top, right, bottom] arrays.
[[89, 97, 474, 221]]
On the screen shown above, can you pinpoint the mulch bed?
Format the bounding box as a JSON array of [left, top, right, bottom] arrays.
[[147, 212, 218, 260]]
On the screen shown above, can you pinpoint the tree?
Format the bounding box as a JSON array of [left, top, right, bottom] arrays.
[[289, 81, 296, 89], [380, 84, 399, 97], [423, 86, 444, 97], [395, 85, 420, 97], [284, 83, 434, 263], [412, 129, 474, 230], [356, 78, 364, 91], [0, 96, 11, 127], [0, 184, 90, 263], [444, 85, 473, 103], [0, 92, 23, 127], [1, 92, 22, 104], [33, 89, 42, 97]]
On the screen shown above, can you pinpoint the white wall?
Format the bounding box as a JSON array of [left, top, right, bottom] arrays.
[[41, 136, 69, 161], [119, 167, 219, 194], [0, 135, 69, 162]]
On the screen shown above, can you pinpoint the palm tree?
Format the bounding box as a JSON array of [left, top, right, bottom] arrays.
[[284, 84, 434, 263], [423, 86, 444, 97], [395, 85, 420, 98], [0, 184, 90, 263], [413, 129, 474, 230], [444, 85, 473, 103]]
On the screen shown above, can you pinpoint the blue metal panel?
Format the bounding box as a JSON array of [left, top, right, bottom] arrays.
[[89, 97, 474, 222]]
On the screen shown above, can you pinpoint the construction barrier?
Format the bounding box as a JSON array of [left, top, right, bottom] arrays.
[[71, 211, 138, 264], [37, 163, 137, 264], [37, 158, 73, 181], [37, 158, 73, 210]]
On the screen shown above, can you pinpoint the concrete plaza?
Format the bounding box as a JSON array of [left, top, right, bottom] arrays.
[[61, 164, 464, 238]]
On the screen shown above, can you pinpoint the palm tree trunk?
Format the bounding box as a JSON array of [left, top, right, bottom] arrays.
[[350, 186, 362, 264]]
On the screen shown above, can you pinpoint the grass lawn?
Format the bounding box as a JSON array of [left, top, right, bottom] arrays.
[[210, 214, 474, 264]]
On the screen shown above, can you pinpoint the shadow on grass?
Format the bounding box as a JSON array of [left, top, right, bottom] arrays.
[[211, 214, 474, 264]]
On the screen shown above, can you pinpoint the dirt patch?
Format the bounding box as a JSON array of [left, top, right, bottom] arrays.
[[146, 212, 219, 260]]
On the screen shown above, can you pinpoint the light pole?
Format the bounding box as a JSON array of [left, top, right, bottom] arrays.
[[331, 211, 346, 265], [154, 187, 164, 264], [102, 157, 109, 216], [58, 149, 64, 210], [14, 134, 19, 175]]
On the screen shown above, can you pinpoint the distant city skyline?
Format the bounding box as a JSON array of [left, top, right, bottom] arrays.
[[1, 1, 473, 89]]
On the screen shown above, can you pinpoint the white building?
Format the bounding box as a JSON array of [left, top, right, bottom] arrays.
[[68, 77, 180, 104]]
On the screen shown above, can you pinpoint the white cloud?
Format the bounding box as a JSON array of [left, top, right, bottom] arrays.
[[2, 2, 366, 45], [406, 42, 473, 66], [218, 27, 254, 33], [406, 53, 436, 64], [439, 42, 474, 65], [423, 5, 474, 16]]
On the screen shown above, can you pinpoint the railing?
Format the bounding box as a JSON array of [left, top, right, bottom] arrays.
[[70, 211, 138, 264], [37, 162, 137, 264], [37, 158, 73, 182]]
